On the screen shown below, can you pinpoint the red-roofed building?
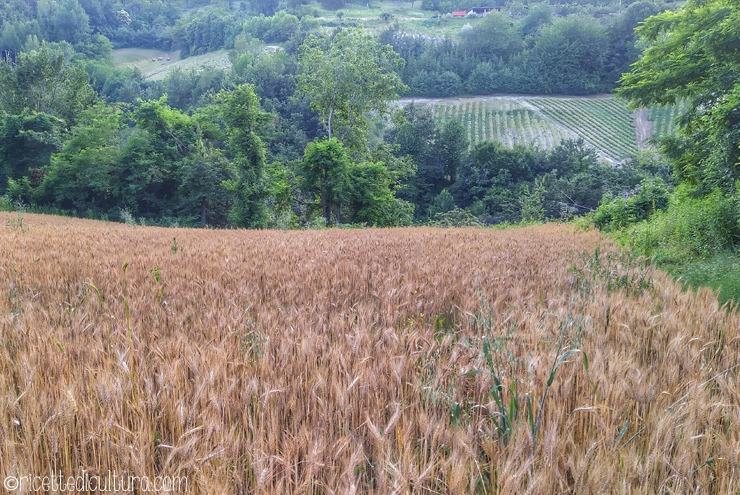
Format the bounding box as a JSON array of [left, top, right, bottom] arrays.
[[452, 10, 467, 16]]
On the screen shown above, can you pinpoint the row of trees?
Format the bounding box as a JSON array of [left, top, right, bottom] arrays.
[[2, 0, 672, 98], [0, 31, 417, 227]]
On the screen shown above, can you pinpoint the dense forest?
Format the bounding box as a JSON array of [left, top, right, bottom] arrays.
[[0, 0, 685, 230]]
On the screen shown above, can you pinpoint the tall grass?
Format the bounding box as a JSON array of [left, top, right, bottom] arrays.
[[1, 213, 738, 493], [615, 187, 740, 305]]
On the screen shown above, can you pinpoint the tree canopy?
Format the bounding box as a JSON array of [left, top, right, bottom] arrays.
[[297, 28, 407, 149], [618, 0, 740, 190]]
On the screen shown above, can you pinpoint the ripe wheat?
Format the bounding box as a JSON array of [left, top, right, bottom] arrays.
[[1, 213, 738, 493]]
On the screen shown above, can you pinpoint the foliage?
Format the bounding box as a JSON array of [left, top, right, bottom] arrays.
[[0, 112, 65, 193], [215, 84, 270, 228], [297, 28, 407, 148], [437, 118, 468, 183], [617, 186, 740, 263], [618, 0, 740, 191], [177, 142, 237, 226], [592, 177, 670, 232], [300, 137, 350, 224], [670, 252, 740, 307], [519, 176, 546, 223], [172, 8, 239, 57], [346, 160, 415, 227], [37, 0, 92, 45], [526, 16, 609, 95], [243, 11, 300, 43], [36, 104, 124, 216], [146, 66, 227, 112], [0, 42, 96, 124], [608, 0, 740, 305], [388, 103, 450, 219]]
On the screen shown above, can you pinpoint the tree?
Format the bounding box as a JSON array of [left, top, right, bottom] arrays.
[[460, 12, 524, 62], [437, 119, 468, 184], [386, 103, 443, 217], [297, 28, 407, 149], [0, 112, 65, 193], [519, 176, 546, 223], [215, 84, 271, 228], [178, 141, 237, 226], [346, 160, 414, 227], [527, 16, 609, 94], [300, 138, 350, 224], [129, 96, 201, 217], [617, 0, 740, 191], [38, 0, 92, 45], [247, 0, 281, 17], [37, 104, 123, 215], [0, 42, 96, 124]]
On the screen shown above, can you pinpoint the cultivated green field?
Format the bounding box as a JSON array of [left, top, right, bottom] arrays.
[[411, 96, 682, 162], [648, 104, 684, 138], [112, 48, 231, 80], [430, 98, 574, 150]]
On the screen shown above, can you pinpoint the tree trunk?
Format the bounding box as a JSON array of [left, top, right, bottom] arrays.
[[321, 187, 330, 223], [200, 197, 207, 226]]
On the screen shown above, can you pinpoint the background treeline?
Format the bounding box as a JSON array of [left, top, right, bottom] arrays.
[[1, 0, 674, 229], [384, 0, 670, 96], [2, 0, 673, 96]]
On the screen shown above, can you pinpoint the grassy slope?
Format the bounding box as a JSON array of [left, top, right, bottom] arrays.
[[670, 253, 740, 307], [112, 48, 231, 80]]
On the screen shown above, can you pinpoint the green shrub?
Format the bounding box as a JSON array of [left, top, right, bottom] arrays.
[[592, 177, 670, 232], [0, 195, 11, 212], [619, 186, 740, 263]]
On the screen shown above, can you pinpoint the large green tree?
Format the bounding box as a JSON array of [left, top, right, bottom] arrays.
[[215, 84, 271, 228], [300, 137, 350, 224], [297, 28, 407, 149], [37, 103, 123, 215], [527, 16, 609, 94], [177, 141, 237, 226], [38, 0, 91, 45], [0, 42, 96, 124], [0, 112, 64, 193], [618, 0, 740, 191]]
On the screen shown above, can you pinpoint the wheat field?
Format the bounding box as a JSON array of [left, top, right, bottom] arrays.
[[1, 214, 738, 494]]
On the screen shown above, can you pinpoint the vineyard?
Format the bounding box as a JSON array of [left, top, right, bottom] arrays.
[[648, 103, 684, 139], [431, 98, 575, 150], [529, 97, 638, 160], [418, 96, 682, 162]]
